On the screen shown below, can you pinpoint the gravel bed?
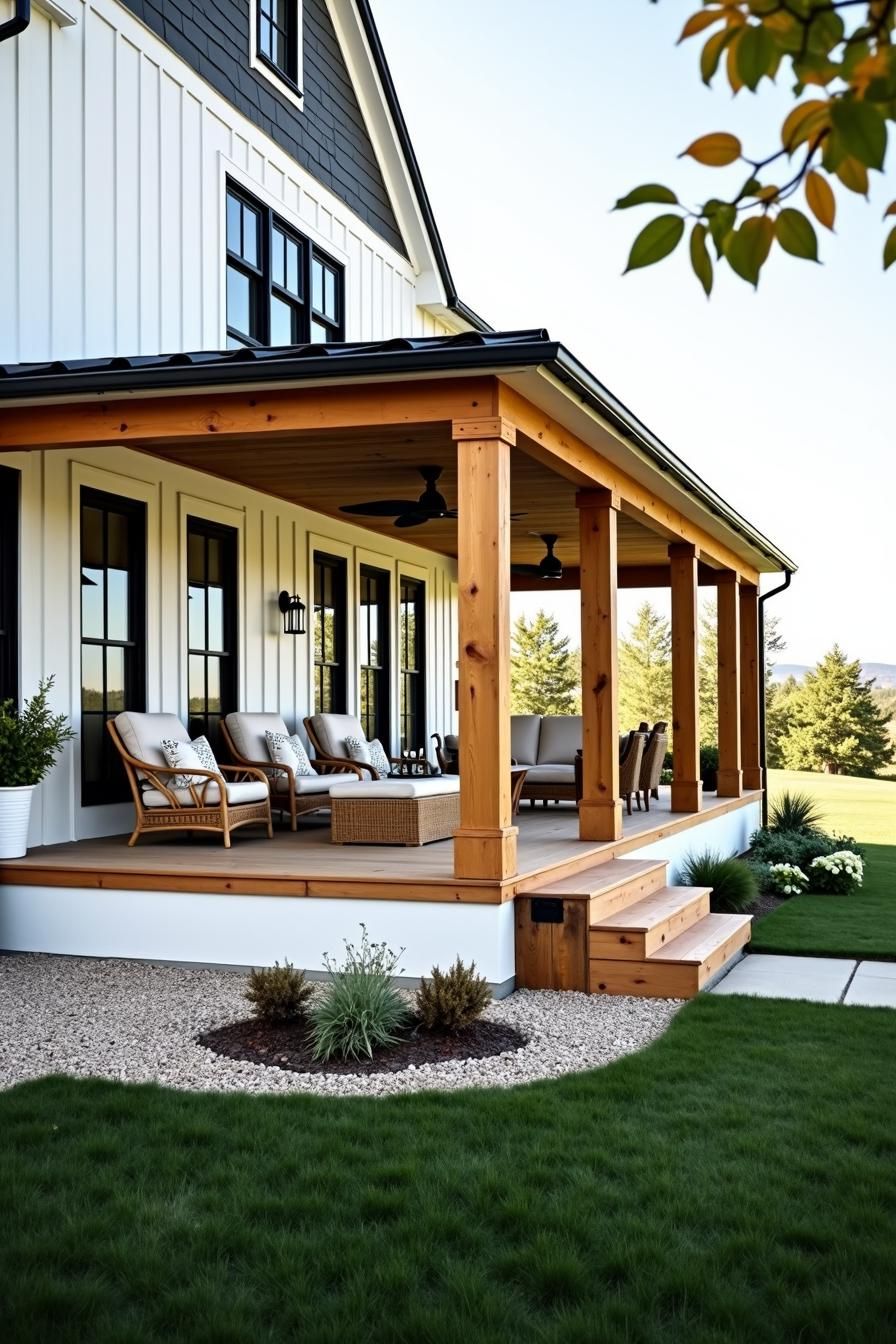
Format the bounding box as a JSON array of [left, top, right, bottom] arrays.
[[0, 954, 681, 1098]]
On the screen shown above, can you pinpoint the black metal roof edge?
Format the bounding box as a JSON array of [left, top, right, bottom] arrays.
[[0, 328, 795, 573], [354, 0, 492, 333]]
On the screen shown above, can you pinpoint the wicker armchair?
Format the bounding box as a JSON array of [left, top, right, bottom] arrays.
[[635, 724, 668, 812], [222, 713, 363, 832], [431, 732, 460, 775], [619, 730, 646, 816], [108, 713, 272, 848], [304, 713, 403, 779]]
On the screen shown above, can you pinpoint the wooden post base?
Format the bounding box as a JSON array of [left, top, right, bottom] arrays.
[[578, 799, 623, 842], [742, 767, 763, 790], [670, 780, 703, 813], [716, 769, 743, 798], [453, 827, 518, 881]]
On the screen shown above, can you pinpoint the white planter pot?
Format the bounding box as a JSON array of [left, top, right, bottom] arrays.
[[0, 784, 36, 859]]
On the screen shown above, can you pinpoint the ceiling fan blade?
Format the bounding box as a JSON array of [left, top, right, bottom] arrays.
[[510, 511, 527, 520], [339, 499, 421, 516], [510, 564, 542, 576], [394, 512, 429, 528]]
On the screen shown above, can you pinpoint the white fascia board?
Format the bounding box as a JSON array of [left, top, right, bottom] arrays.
[[34, 0, 79, 25], [326, 0, 448, 302]]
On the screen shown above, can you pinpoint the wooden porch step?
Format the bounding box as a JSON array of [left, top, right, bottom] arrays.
[[589, 913, 752, 1000], [589, 886, 711, 960], [529, 858, 669, 923]]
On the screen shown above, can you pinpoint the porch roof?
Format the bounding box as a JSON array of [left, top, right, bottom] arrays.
[[0, 329, 796, 576]]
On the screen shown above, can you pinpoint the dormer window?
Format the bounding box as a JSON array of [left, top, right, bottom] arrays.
[[252, 0, 303, 104]]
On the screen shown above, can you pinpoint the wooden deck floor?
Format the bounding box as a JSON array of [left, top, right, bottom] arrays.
[[0, 792, 762, 905]]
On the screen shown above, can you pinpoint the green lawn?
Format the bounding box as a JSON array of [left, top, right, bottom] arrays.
[[3, 995, 896, 1343], [751, 770, 896, 959]]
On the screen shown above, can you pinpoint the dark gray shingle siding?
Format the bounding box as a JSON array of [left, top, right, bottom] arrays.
[[120, 0, 406, 254]]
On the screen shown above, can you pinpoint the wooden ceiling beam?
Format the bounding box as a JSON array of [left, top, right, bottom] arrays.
[[510, 563, 722, 592]]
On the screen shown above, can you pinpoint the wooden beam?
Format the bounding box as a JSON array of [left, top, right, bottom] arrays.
[[510, 562, 722, 592], [497, 382, 760, 582], [716, 571, 742, 797], [739, 583, 762, 791], [0, 377, 499, 450], [452, 420, 518, 881], [577, 487, 622, 841], [669, 542, 702, 813]]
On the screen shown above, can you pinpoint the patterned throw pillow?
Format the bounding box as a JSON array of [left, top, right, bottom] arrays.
[[344, 734, 392, 777], [265, 730, 317, 778], [161, 736, 220, 788]]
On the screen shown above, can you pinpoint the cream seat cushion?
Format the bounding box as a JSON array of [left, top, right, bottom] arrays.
[[523, 764, 576, 784], [225, 712, 290, 763], [307, 712, 365, 759], [328, 777, 460, 800], [142, 780, 268, 809], [115, 712, 191, 779], [272, 773, 359, 795], [537, 716, 582, 765]]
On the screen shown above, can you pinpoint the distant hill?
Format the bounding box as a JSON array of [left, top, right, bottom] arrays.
[[770, 662, 896, 688]]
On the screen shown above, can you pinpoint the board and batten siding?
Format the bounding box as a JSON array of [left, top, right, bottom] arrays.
[[0, 0, 455, 364], [3, 445, 458, 848]]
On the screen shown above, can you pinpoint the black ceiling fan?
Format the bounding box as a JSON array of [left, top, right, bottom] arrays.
[[511, 533, 564, 581], [340, 465, 525, 530]]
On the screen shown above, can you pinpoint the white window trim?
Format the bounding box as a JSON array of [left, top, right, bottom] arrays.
[[249, 0, 305, 114], [34, 0, 78, 26]]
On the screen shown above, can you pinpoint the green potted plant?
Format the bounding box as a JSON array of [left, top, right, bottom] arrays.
[[700, 744, 719, 793], [0, 677, 75, 859]]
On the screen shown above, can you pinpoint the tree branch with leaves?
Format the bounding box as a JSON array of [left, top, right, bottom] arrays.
[[617, 0, 896, 291]]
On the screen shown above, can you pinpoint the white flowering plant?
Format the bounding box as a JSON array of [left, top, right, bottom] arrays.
[[767, 862, 810, 898], [809, 851, 864, 896]]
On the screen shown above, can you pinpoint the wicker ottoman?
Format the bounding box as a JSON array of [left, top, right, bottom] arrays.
[[328, 777, 461, 846]]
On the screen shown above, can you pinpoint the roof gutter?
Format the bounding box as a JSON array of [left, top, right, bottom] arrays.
[[0, 0, 30, 43], [758, 570, 794, 826]]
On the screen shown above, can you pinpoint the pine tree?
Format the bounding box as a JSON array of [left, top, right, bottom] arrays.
[[780, 645, 894, 777], [766, 674, 799, 768], [618, 602, 672, 730], [510, 611, 580, 715]]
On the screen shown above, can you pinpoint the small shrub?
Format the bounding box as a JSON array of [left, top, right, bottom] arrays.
[[310, 925, 411, 1062], [767, 862, 810, 897], [749, 827, 865, 871], [0, 676, 76, 788], [768, 790, 824, 835], [809, 851, 864, 895], [680, 849, 758, 913], [416, 958, 491, 1033], [245, 959, 313, 1022], [699, 745, 719, 788]]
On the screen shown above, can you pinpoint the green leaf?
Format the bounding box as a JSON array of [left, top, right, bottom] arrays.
[[723, 216, 774, 287], [704, 200, 737, 257], [884, 225, 896, 272], [614, 185, 679, 210], [737, 24, 776, 92], [775, 208, 819, 261], [700, 27, 735, 85], [805, 9, 844, 56], [623, 215, 685, 273], [829, 99, 887, 171], [689, 223, 713, 296]]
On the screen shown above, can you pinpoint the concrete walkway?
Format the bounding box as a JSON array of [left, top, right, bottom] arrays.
[[711, 954, 896, 1007]]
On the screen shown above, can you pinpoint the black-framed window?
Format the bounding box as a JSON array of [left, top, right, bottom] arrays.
[[187, 518, 238, 753], [0, 465, 20, 707], [81, 489, 146, 806], [256, 0, 300, 91], [358, 565, 390, 744], [399, 577, 425, 753], [313, 552, 347, 714], [226, 182, 344, 349]]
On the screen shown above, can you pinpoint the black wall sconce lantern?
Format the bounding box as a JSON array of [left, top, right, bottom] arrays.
[[278, 590, 306, 636]]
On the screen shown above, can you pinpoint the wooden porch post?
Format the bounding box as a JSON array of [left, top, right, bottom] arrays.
[[452, 417, 518, 881], [669, 542, 702, 813], [577, 488, 622, 842], [739, 582, 762, 790], [716, 570, 742, 797]]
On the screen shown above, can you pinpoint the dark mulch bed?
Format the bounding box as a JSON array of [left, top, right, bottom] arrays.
[[198, 1015, 528, 1076], [750, 891, 788, 919]]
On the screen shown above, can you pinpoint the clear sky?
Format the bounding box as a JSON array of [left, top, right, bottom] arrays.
[[371, 0, 894, 667]]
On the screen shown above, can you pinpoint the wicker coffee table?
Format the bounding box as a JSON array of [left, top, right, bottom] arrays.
[[327, 777, 461, 846]]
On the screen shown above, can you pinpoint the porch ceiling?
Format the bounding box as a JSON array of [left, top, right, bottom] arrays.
[[139, 427, 675, 568]]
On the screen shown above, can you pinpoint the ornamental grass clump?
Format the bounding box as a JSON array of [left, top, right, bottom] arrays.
[[416, 958, 491, 1033], [310, 925, 411, 1062], [768, 790, 824, 836], [810, 851, 864, 895], [245, 959, 313, 1022], [680, 849, 758, 913], [767, 862, 810, 898]]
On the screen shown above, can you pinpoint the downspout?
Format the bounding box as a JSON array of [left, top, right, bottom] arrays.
[[758, 569, 793, 826], [0, 0, 30, 43]]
